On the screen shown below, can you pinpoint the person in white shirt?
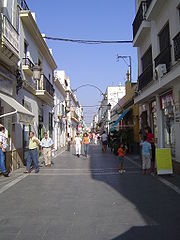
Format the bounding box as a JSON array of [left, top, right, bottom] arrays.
[[40, 132, 53, 167], [0, 125, 9, 177], [74, 133, 82, 157], [101, 131, 108, 152]]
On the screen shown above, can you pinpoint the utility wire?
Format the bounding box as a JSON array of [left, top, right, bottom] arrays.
[[44, 36, 133, 44]]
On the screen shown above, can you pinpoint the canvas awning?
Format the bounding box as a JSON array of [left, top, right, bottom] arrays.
[[110, 108, 131, 131], [0, 93, 34, 124]]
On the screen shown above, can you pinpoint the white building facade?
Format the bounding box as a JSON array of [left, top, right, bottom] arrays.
[[133, 0, 180, 167], [53, 70, 67, 150], [98, 86, 125, 133], [17, 2, 57, 161]]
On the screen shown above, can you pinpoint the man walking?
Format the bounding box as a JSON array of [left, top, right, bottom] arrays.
[[40, 132, 53, 167], [0, 126, 9, 177], [101, 131, 108, 152], [74, 133, 82, 157], [24, 131, 40, 173]]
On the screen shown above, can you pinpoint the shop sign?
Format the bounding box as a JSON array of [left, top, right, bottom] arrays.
[[156, 148, 173, 175]]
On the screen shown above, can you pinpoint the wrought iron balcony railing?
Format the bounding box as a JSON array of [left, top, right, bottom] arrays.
[[0, 13, 19, 52], [173, 32, 180, 61], [71, 110, 79, 121], [154, 45, 171, 71], [146, 0, 152, 10], [133, 1, 147, 39], [138, 64, 153, 91], [18, 0, 29, 10], [36, 75, 54, 97], [22, 57, 34, 70]]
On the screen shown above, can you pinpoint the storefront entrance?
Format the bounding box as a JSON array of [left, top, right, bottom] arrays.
[[161, 91, 175, 157]]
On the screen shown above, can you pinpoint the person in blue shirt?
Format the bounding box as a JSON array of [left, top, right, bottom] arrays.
[[140, 135, 152, 175], [40, 132, 53, 167]]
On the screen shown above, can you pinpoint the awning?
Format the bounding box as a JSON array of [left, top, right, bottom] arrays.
[[0, 93, 34, 124], [111, 108, 130, 128]]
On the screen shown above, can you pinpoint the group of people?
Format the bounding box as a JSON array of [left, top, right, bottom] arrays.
[[0, 126, 54, 177], [140, 126, 155, 175], [1, 124, 156, 177], [24, 131, 54, 174], [116, 126, 155, 175], [74, 132, 90, 158]]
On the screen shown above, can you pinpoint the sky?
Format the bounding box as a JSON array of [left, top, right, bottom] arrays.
[[28, 0, 137, 126]]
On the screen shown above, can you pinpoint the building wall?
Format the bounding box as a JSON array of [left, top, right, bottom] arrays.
[[134, 0, 180, 164]]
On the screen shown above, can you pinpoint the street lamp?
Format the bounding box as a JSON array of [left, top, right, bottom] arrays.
[[107, 103, 111, 110], [117, 55, 132, 82]]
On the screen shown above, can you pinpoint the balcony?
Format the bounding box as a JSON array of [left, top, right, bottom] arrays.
[[173, 32, 180, 62], [22, 58, 34, 76], [18, 0, 29, 10], [0, 13, 19, 66], [154, 46, 171, 72], [138, 64, 153, 91], [71, 110, 79, 123], [35, 74, 54, 104], [146, 0, 152, 9], [133, 1, 151, 47], [146, 0, 164, 21]]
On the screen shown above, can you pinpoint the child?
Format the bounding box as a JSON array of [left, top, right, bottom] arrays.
[[117, 143, 126, 174], [140, 135, 152, 175]]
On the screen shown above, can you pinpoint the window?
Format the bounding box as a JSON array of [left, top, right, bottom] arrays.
[[159, 22, 170, 52], [49, 112, 53, 137], [141, 46, 152, 71], [24, 40, 28, 58], [178, 5, 180, 23]]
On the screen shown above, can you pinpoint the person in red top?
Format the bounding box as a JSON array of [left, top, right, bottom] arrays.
[[117, 143, 127, 174], [145, 126, 156, 173]]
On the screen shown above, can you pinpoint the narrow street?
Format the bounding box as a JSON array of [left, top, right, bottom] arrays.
[[0, 145, 180, 240]]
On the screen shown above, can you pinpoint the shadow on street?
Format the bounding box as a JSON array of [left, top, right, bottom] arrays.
[[88, 144, 180, 240]]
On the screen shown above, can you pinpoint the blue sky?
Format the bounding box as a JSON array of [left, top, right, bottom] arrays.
[[28, 0, 137, 125]]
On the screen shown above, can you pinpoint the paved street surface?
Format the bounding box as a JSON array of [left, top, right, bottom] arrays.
[[0, 145, 180, 240]]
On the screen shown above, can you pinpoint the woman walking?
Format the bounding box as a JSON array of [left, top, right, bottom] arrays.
[[83, 133, 90, 158]]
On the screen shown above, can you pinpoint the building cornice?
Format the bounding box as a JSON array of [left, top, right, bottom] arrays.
[[20, 11, 57, 70]]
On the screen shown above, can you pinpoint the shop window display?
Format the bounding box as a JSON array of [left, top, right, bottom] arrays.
[[161, 92, 175, 157]]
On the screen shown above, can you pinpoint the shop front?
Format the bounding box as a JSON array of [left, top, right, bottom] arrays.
[[150, 100, 158, 144], [160, 91, 175, 157], [0, 92, 34, 171]]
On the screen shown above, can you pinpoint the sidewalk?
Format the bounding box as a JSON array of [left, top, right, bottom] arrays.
[[0, 146, 66, 191], [126, 153, 180, 193]]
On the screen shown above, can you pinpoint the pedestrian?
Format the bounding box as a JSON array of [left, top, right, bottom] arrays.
[[40, 132, 53, 167], [74, 133, 82, 157], [145, 126, 156, 173], [140, 135, 152, 175], [83, 132, 90, 158], [67, 134, 71, 152], [94, 133, 98, 145], [0, 126, 9, 177], [101, 131, 108, 152], [24, 131, 40, 173], [117, 143, 127, 174]]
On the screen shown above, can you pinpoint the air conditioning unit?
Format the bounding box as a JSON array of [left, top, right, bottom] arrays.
[[154, 64, 167, 80]]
